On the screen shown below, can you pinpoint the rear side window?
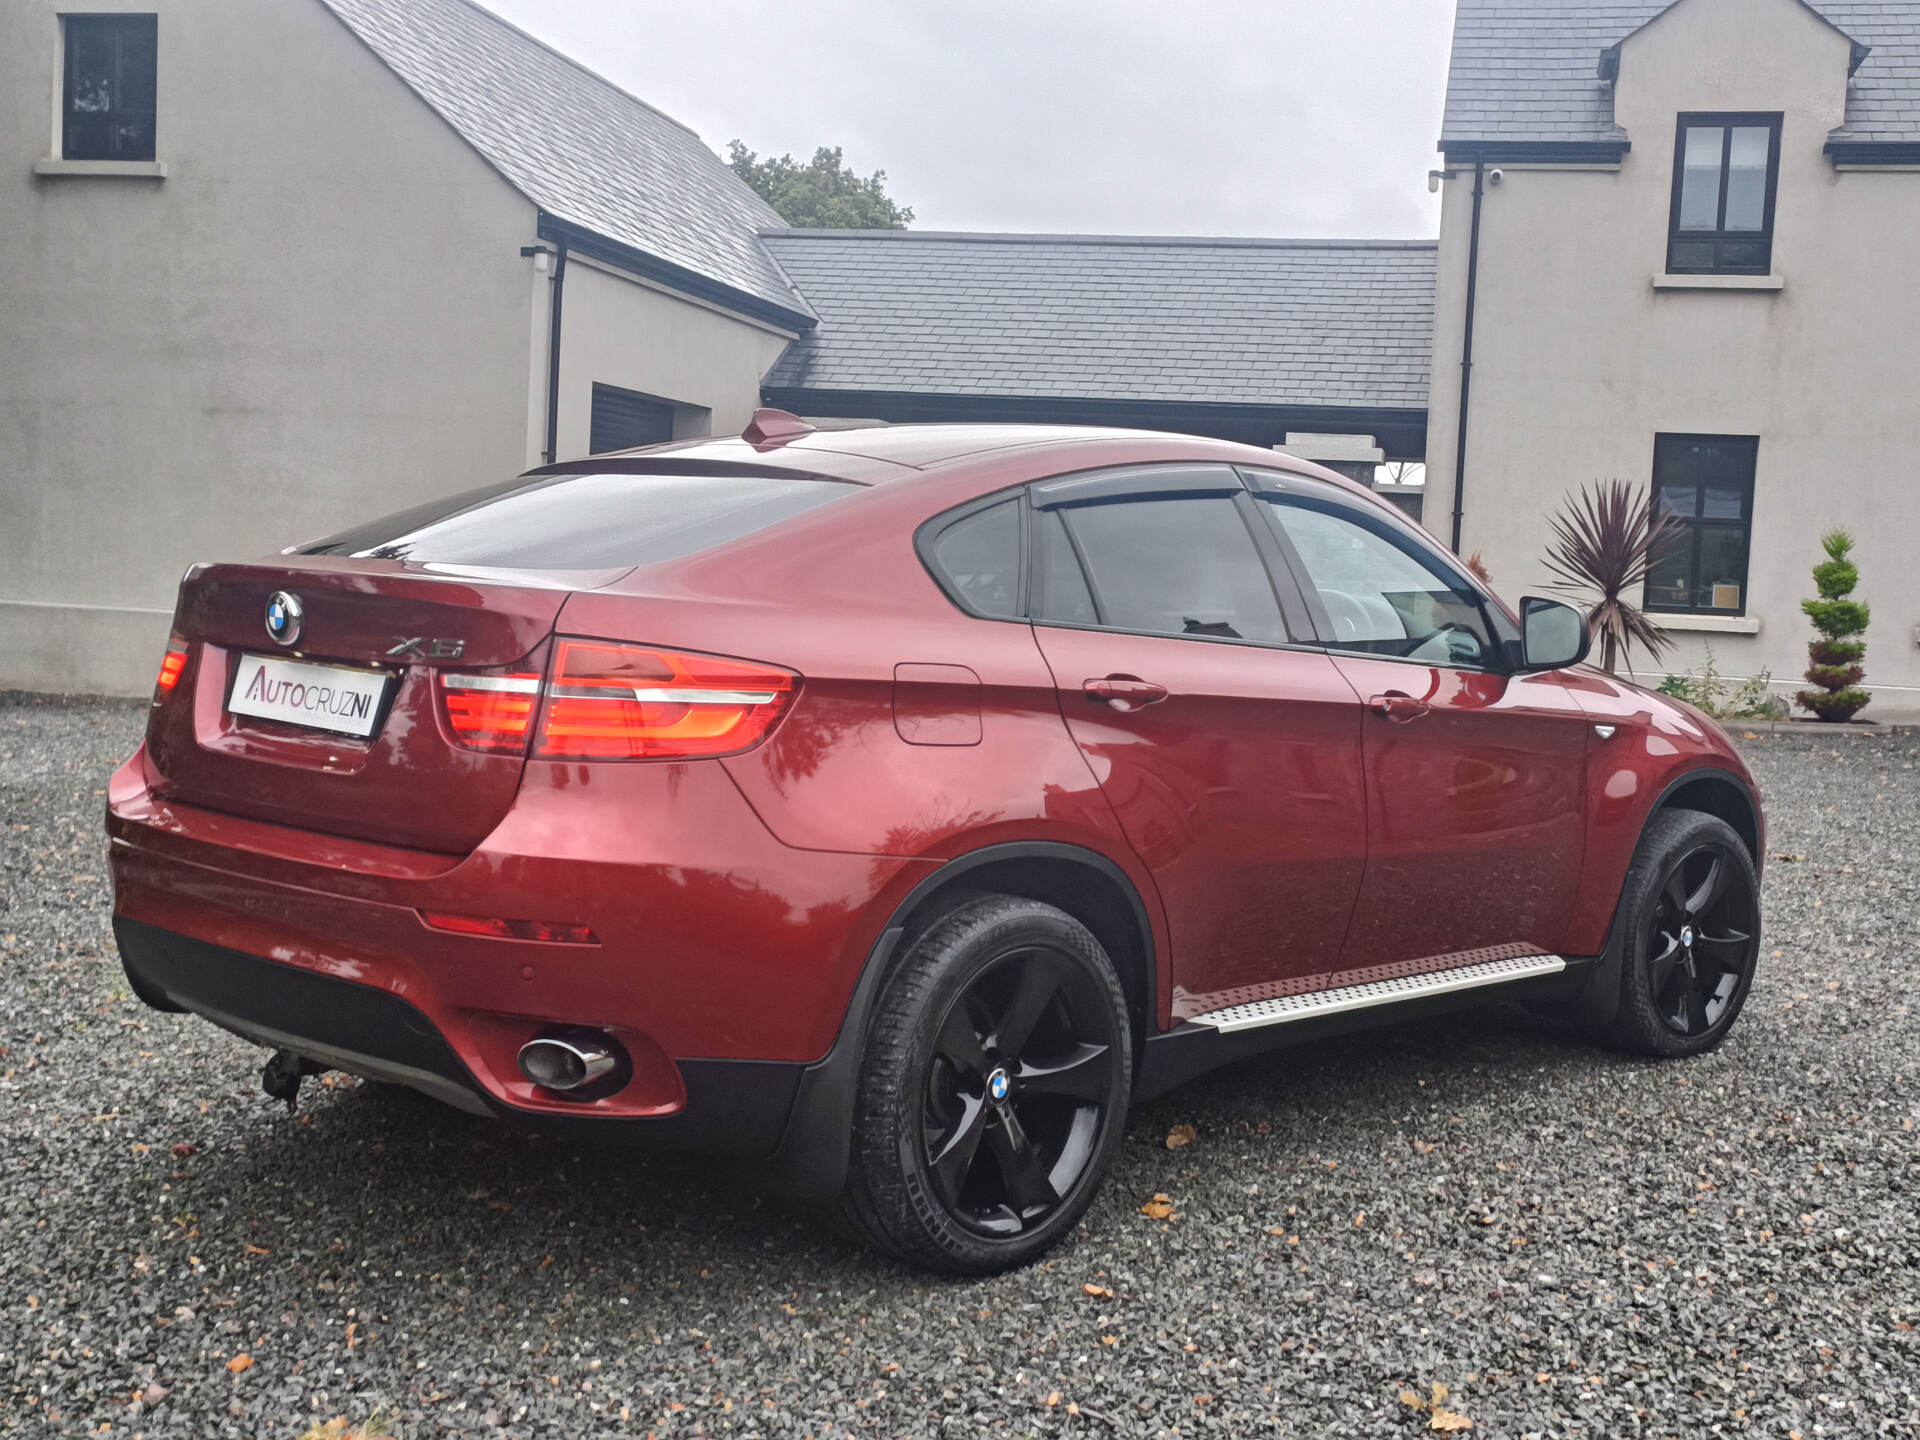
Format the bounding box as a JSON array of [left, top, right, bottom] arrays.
[[925, 499, 1021, 617], [303, 472, 851, 569], [1055, 497, 1288, 644]]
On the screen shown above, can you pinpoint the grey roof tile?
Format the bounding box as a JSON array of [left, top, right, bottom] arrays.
[[317, 0, 810, 320], [1442, 0, 1920, 147], [761, 232, 1435, 412]]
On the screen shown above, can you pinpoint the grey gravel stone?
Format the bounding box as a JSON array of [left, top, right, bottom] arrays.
[[3, 691, 1917, 1437]]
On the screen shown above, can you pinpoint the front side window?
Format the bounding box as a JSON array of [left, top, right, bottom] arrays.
[[1042, 496, 1289, 645], [1261, 497, 1495, 668], [63, 14, 158, 161], [1645, 434, 1757, 615], [1668, 113, 1780, 274]]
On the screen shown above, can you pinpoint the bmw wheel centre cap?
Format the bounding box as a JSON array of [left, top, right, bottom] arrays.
[[265, 590, 303, 646], [987, 1067, 1011, 1103]]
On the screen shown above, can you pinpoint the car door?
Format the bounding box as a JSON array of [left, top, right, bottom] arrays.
[[1246, 470, 1591, 973], [1023, 465, 1368, 1021]]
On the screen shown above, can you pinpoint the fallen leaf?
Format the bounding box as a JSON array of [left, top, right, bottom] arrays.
[[1430, 1407, 1474, 1432], [1165, 1123, 1197, 1149], [1354, 1212, 1366, 1226], [171, 1143, 196, 1158], [139, 1382, 169, 1406], [1431, 1382, 1449, 1405], [1081, 1283, 1114, 1299], [1046, 1392, 1061, 1408], [243, 1244, 269, 1256], [1400, 1390, 1423, 1408], [1141, 1194, 1176, 1220], [226, 1354, 253, 1374]]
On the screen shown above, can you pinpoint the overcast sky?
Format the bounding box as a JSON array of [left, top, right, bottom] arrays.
[[481, 0, 1454, 239]]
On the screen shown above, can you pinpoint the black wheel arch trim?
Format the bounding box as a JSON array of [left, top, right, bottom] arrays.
[[766, 839, 1158, 1199], [1570, 762, 1763, 1028]]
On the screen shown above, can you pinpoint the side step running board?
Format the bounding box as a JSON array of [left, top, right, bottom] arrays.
[[1188, 953, 1566, 1034]]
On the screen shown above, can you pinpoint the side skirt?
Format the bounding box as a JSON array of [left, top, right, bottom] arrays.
[[1135, 954, 1596, 1103]]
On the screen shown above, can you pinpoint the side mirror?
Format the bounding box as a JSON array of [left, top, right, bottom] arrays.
[[1519, 596, 1589, 672]]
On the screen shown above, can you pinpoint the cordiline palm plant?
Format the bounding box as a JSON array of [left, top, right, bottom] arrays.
[[1542, 480, 1679, 674]]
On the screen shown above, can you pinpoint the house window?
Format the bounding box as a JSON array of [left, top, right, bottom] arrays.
[[1667, 114, 1780, 274], [62, 15, 158, 161], [1644, 434, 1757, 615]]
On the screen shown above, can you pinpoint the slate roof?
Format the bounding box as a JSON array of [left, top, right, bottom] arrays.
[[317, 0, 812, 326], [1440, 0, 1920, 152], [760, 232, 1436, 413]]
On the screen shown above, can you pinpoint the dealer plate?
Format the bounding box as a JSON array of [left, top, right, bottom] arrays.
[[227, 653, 392, 738]]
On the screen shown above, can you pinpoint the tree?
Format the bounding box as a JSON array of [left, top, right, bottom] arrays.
[[1795, 528, 1871, 722], [726, 143, 913, 229], [1542, 479, 1678, 675]]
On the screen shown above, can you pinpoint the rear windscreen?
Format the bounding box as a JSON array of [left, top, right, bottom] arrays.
[[302, 472, 853, 569]]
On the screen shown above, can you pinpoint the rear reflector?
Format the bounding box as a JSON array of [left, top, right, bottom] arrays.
[[439, 671, 541, 753], [535, 640, 797, 760], [154, 637, 188, 697], [420, 911, 598, 945]]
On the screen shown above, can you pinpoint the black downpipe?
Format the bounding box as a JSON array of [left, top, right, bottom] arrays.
[[1449, 159, 1484, 555], [542, 238, 568, 466]]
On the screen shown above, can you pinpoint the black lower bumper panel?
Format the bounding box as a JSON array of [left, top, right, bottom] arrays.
[[113, 917, 802, 1157]]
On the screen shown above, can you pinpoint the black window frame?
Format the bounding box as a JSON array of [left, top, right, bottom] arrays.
[[61, 13, 158, 162], [912, 462, 1525, 669], [1666, 112, 1781, 276], [1643, 433, 1758, 618]]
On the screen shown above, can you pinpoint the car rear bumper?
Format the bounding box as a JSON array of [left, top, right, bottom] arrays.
[[106, 742, 935, 1151], [115, 917, 805, 1152]]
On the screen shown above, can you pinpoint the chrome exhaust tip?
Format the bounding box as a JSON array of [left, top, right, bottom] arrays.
[[518, 1032, 619, 1093]]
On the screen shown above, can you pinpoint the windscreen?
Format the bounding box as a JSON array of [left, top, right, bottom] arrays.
[[302, 472, 853, 570]]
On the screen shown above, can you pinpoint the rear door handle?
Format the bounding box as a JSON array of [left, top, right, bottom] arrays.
[[1367, 691, 1430, 722], [1084, 675, 1169, 711]]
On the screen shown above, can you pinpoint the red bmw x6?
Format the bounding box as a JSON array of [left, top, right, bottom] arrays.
[[109, 415, 1764, 1273]]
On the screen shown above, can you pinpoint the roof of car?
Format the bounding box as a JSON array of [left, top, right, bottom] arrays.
[[578, 421, 1299, 476]]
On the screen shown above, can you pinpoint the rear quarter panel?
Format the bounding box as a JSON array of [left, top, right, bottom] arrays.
[[552, 440, 1249, 1025]]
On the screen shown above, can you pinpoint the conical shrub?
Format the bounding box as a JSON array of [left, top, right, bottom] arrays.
[[1795, 529, 1870, 722]]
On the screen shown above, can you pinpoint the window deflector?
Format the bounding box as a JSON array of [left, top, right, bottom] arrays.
[[1029, 464, 1245, 508]]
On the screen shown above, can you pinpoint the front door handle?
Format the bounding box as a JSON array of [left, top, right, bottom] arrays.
[[1367, 691, 1430, 722], [1084, 675, 1169, 711]]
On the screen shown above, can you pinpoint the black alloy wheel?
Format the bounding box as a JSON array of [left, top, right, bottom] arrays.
[[921, 945, 1118, 1236], [843, 895, 1132, 1273], [1601, 807, 1763, 1057], [1645, 841, 1757, 1037]]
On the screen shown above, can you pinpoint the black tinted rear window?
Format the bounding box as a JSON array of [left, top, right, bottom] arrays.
[[304, 472, 852, 569]]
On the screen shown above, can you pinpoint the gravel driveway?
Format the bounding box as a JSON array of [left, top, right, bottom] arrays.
[[5, 691, 1917, 1438]]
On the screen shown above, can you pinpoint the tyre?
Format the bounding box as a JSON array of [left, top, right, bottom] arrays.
[[1597, 807, 1762, 1057], [841, 895, 1133, 1274]]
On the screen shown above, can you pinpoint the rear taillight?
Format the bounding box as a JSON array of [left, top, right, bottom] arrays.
[[438, 672, 541, 753], [535, 640, 797, 760], [153, 636, 188, 698]]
